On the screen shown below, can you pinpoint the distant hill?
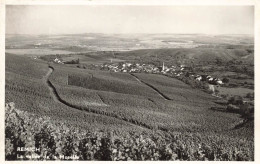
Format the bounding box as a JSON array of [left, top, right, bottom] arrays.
[[6, 33, 253, 52], [112, 46, 254, 66]]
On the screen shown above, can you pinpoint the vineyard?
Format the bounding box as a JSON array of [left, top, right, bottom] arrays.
[[5, 54, 140, 131], [48, 64, 250, 134], [5, 54, 254, 161], [5, 102, 254, 161], [132, 73, 217, 106]]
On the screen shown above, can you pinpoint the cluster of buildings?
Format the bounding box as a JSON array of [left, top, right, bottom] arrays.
[[185, 72, 223, 85], [50, 57, 224, 86], [99, 62, 224, 86], [100, 62, 187, 75], [53, 58, 64, 64]]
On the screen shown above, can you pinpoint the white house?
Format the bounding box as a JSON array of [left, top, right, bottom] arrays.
[[54, 58, 59, 62], [196, 76, 202, 81], [216, 80, 223, 85], [208, 77, 214, 81]]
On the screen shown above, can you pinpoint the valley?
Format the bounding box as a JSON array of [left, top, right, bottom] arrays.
[[5, 33, 254, 161]]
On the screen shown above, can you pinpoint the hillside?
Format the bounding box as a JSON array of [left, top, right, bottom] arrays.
[[113, 47, 254, 65], [5, 53, 254, 160], [5, 54, 139, 132]]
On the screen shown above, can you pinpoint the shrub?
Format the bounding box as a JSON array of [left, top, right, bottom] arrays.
[[226, 104, 240, 112], [228, 96, 243, 106], [226, 95, 254, 120], [222, 78, 229, 83], [64, 59, 79, 64], [239, 104, 254, 120], [245, 93, 254, 99]]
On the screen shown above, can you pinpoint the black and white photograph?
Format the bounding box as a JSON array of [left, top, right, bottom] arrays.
[[1, 0, 258, 162]]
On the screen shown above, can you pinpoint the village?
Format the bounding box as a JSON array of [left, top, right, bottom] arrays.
[[94, 61, 223, 86], [51, 57, 224, 88]]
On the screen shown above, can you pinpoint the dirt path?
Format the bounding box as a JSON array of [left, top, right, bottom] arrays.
[[43, 66, 162, 132], [130, 73, 171, 100], [43, 67, 58, 102]]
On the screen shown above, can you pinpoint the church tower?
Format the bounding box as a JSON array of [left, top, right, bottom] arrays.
[[162, 62, 165, 71]]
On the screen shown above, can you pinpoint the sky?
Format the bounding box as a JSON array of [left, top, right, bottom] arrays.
[[6, 5, 254, 35]]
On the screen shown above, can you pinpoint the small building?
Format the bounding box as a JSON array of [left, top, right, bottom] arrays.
[[196, 76, 202, 81]]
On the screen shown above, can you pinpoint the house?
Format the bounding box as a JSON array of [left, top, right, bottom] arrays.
[[206, 76, 213, 81], [208, 77, 214, 81], [164, 68, 170, 73], [130, 68, 136, 72], [216, 80, 223, 85], [126, 63, 132, 67], [195, 76, 202, 81], [185, 72, 195, 77], [54, 58, 60, 63]]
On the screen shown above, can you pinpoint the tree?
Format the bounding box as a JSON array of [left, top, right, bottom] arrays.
[[228, 95, 243, 106], [222, 77, 229, 83]]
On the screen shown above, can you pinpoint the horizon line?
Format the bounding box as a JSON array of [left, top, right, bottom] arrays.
[[5, 32, 254, 36]]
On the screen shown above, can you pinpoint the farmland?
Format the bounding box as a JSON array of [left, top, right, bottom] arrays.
[[47, 64, 253, 137], [5, 33, 254, 161], [5, 102, 253, 160], [5, 52, 254, 161], [5, 54, 141, 132]]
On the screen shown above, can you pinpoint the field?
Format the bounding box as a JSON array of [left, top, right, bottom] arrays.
[[6, 33, 253, 66], [217, 87, 254, 97], [5, 54, 141, 132], [6, 33, 253, 52], [48, 62, 253, 136], [5, 53, 254, 160], [6, 102, 254, 160], [5, 49, 73, 56]]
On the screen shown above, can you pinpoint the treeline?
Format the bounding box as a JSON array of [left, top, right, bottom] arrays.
[[226, 95, 254, 120]]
